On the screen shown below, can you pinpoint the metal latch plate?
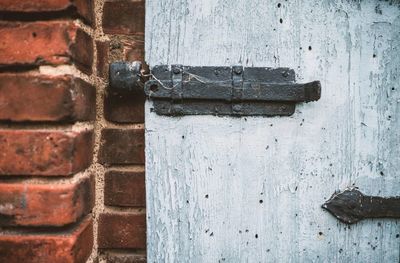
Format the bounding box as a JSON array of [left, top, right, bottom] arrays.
[[145, 65, 320, 116], [109, 62, 321, 117]]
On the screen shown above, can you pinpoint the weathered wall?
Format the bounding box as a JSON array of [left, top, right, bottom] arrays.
[[95, 1, 147, 262], [146, 0, 400, 262], [0, 0, 147, 262], [0, 1, 96, 262]]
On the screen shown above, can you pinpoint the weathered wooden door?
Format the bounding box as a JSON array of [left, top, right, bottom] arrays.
[[145, 1, 400, 262]]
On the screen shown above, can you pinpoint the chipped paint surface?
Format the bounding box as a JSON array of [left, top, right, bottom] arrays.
[[145, 1, 400, 262]]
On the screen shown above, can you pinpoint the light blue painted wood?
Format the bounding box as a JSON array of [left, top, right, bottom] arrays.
[[145, 1, 400, 262]]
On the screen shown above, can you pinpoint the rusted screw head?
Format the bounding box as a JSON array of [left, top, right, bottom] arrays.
[[234, 67, 243, 75], [173, 67, 181, 74], [282, 71, 289, 78], [232, 104, 242, 112]]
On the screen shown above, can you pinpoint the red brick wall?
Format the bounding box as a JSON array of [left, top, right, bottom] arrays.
[[0, 0, 146, 262], [96, 0, 147, 262]]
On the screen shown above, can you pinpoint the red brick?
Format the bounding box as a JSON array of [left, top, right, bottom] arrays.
[[102, 0, 145, 35], [0, 130, 93, 176], [104, 91, 145, 123], [0, 0, 72, 11], [98, 213, 146, 249], [105, 170, 145, 207], [105, 252, 146, 263], [73, 0, 95, 25], [123, 40, 144, 62], [0, 21, 93, 74], [0, 216, 93, 263], [0, 175, 94, 226], [0, 73, 95, 122], [96, 40, 109, 79], [0, 0, 94, 25], [98, 129, 145, 165]]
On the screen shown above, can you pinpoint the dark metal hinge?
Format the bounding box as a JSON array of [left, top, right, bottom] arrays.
[[323, 187, 400, 224], [109, 61, 321, 116]]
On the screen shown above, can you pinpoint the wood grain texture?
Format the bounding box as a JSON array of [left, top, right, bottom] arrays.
[[145, 1, 400, 262]]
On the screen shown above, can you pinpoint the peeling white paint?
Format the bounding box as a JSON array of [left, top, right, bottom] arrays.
[[145, 1, 400, 262]]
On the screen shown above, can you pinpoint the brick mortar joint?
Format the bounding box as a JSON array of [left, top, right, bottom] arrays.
[[0, 122, 94, 130], [106, 165, 145, 172], [0, 170, 93, 185], [38, 64, 92, 83], [101, 207, 146, 214], [88, 1, 107, 262], [0, 214, 93, 236]]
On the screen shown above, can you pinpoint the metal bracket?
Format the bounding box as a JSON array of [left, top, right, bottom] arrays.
[[109, 61, 321, 116], [109, 61, 143, 93], [322, 187, 400, 224]]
